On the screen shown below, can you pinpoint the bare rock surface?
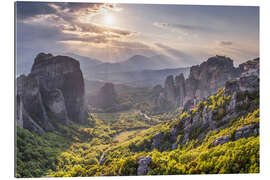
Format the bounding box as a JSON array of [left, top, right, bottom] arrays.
[[137, 156, 152, 175], [16, 53, 87, 132]]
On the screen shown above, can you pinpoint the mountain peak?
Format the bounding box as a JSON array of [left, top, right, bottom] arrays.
[[128, 55, 149, 61]]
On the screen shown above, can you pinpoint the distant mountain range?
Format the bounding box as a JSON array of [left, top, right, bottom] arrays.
[[89, 55, 176, 73], [90, 67, 190, 87], [65, 53, 102, 70], [71, 54, 189, 87], [17, 53, 189, 87]]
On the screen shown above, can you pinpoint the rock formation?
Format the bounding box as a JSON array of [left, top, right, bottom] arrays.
[[16, 53, 87, 133], [185, 55, 235, 100], [162, 56, 259, 110], [212, 124, 259, 146], [137, 156, 152, 175], [95, 83, 119, 109], [164, 75, 176, 105], [238, 57, 259, 72], [150, 57, 259, 151], [174, 74, 186, 107]]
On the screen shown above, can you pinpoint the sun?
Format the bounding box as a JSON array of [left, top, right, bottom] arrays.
[[104, 14, 114, 25]]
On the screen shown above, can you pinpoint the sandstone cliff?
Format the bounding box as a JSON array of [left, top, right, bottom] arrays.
[[16, 53, 87, 133]]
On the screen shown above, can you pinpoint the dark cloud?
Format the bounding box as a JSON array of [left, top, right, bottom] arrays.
[[56, 2, 102, 12], [16, 2, 57, 20], [15, 2, 161, 64], [17, 22, 114, 45], [220, 41, 233, 46], [16, 2, 133, 38], [16, 2, 109, 20], [155, 43, 198, 66]]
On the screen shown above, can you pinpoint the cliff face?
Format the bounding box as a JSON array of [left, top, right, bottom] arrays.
[[151, 63, 259, 151], [186, 56, 235, 99], [163, 56, 258, 109], [16, 53, 87, 133]]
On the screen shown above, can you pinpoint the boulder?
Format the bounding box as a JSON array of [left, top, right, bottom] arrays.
[[137, 156, 152, 175], [212, 135, 231, 146], [151, 132, 163, 150], [171, 142, 178, 150], [234, 124, 259, 140], [239, 75, 259, 93]]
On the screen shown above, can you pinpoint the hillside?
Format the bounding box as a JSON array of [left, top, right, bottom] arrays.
[[16, 54, 260, 177]]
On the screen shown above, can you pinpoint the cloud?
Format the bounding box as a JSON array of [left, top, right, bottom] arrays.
[[219, 41, 233, 46], [153, 22, 213, 33], [16, 2, 57, 20], [17, 2, 133, 42], [16, 17, 157, 63], [69, 22, 134, 36], [16, 2, 111, 20]]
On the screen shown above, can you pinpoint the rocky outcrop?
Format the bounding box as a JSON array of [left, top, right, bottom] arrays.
[[162, 55, 239, 109], [164, 75, 176, 105], [162, 56, 259, 110], [239, 58, 259, 72], [175, 74, 186, 107], [180, 70, 259, 144], [212, 135, 231, 146], [151, 132, 163, 150], [87, 82, 121, 112], [185, 55, 237, 104], [212, 124, 259, 146], [150, 59, 259, 151], [234, 124, 259, 140], [95, 83, 119, 109], [16, 53, 87, 133], [137, 156, 152, 175]]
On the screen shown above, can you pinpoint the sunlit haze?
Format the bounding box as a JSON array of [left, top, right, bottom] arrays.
[[16, 2, 259, 73]]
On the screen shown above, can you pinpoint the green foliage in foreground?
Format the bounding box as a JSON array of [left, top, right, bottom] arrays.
[[49, 136, 259, 177], [15, 120, 96, 178], [47, 109, 259, 177], [15, 127, 70, 177]]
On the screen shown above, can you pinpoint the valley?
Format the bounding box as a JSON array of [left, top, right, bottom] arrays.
[[15, 53, 260, 177]]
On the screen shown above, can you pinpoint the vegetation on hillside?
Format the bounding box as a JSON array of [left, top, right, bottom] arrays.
[[16, 87, 260, 177]]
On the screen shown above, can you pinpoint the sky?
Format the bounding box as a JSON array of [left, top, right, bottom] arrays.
[[16, 2, 259, 70]]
